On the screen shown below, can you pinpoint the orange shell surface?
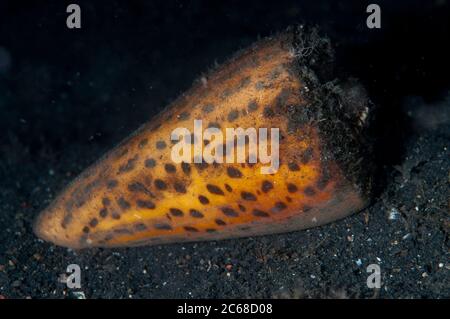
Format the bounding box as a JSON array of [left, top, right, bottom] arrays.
[[34, 32, 369, 248]]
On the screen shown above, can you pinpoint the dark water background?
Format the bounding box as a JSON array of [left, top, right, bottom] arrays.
[[0, 0, 448, 298]]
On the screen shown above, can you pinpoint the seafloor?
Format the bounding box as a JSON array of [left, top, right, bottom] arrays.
[[0, 1, 448, 298]]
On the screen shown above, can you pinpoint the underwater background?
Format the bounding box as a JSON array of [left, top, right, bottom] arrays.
[[0, 0, 448, 298]]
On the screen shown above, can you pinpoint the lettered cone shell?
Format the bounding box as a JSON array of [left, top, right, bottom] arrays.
[[34, 27, 374, 248]]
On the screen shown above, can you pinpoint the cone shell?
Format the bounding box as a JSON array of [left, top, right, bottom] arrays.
[[34, 28, 373, 248]]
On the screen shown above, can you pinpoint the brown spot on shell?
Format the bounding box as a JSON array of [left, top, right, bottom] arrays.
[[174, 182, 187, 193], [138, 139, 148, 148], [288, 162, 300, 171], [198, 195, 210, 205], [206, 184, 224, 195], [154, 179, 167, 190], [262, 180, 273, 193], [239, 76, 251, 88], [252, 209, 269, 217], [169, 208, 184, 217], [117, 197, 131, 210], [154, 223, 172, 230], [89, 218, 98, 228], [102, 198, 111, 206], [99, 208, 108, 218], [221, 88, 232, 99], [263, 106, 275, 118], [227, 109, 239, 122], [194, 161, 209, 171], [144, 158, 156, 168], [156, 140, 167, 150], [227, 167, 242, 178], [128, 182, 154, 197], [202, 104, 215, 113], [111, 211, 121, 220], [114, 228, 133, 235], [164, 163, 176, 173], [107, 180, 118, 189], [135, 223, 147, 231], [255, 81, 265, 90], [241, 191, 257, 201], [184, 226, 199, 232], [221, 207, 239, 217], [118, 155, 138, 174], [215, 218, 226, 226], [208, 122, 221, 129], [287, 183, 298, 193], [190, 209, 204, 218], [137, 199, 156, 209], [272, 201, 287, 213], [248, 99, 258, 112], [181, 162, 191, 175]]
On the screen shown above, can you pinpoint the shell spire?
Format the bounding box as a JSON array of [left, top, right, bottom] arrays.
[[34, 27, 374, 248]]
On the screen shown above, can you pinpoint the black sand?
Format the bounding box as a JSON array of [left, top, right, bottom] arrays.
[[0, 1, 448, 298]]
